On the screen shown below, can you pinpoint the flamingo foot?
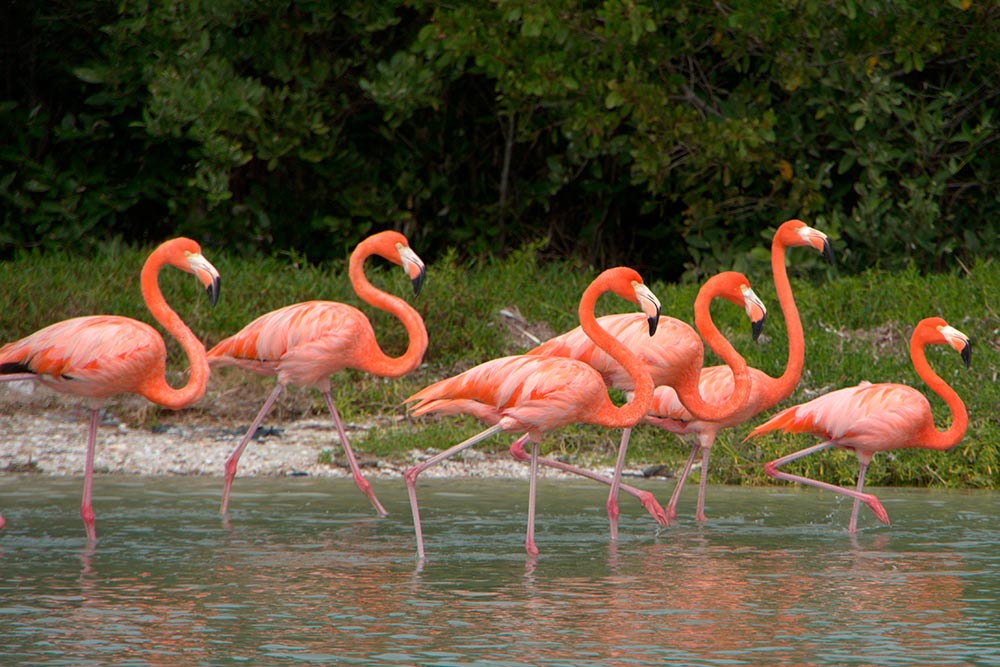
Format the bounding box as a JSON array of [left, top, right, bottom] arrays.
[[637, 492, 669, 526], [525, 538, 540, 557], [866, 496, 891, 526], [352, 475, 389, 517], [695, 510, 708, 523], [0, 512, 6, 531]]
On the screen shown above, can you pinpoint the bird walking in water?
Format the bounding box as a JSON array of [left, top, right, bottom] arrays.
[[651, 220, 833, 523], [208, 231, 427, 517], [746, 317, 971, 533], [525, 270, 767, 536], [0, 238, 221, 541], [404, 267, 659, 559]]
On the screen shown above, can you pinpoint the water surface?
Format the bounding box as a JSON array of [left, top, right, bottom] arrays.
[[1, 476, 998, 666]]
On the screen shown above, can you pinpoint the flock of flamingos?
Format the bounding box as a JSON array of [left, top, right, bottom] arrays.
[[0, 221, 971, 558]]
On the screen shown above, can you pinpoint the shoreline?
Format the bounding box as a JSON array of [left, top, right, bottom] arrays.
[[0, 398, 647, 482]]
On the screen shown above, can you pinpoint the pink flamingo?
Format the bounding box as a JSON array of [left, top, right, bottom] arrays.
[[208, 231, 427, 517], [404, 267, 659, 558], [745, 317, 971, 533], [525, 270, 767, 536], [645, 220, 832, 523], [0, 238, 221, 540]]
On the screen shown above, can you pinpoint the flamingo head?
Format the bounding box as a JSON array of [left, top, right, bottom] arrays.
[[599, 267, 662, 337], [778, 219, 835, 265], [159, 237, 221, 307], [918, 317, 972, 368], [708, 271, 768, 341], [365, 231, 427, 297]]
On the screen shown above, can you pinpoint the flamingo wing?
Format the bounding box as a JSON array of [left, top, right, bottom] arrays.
[[530, 313, 702, 390], [0, 316, 164, 399], [208, 301, 374, 385], [407, 355, 608, 433], [747, 382, 931, 451]]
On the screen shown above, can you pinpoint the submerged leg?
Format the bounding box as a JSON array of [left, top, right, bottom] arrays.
[[764, 441, 890, 529], [404, 423, 506, 560], [508, 438, 667, 525], [848, 460, 871, 534], [221, 383, 284, 515], [666, 441, 700, 523], [695, 445, 712, 523], [81, 408, 100, 543], [321, 391, 388, 517], [606, 428, 632, 541], [525, 438, 540, 557]]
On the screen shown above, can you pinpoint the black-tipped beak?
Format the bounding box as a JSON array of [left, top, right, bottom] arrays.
[[206, 276, 221, 307], [751, 312, 766, 342], [822, 238, 835, 266], [648, 315, 659, 337], [961, 340, 972, 368], [411, 270, 424, 298]]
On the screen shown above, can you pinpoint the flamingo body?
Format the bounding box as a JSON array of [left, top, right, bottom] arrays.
[[747, 317, 971, 532], [208, 231, 428, 517], [0, 237, 221, 540]]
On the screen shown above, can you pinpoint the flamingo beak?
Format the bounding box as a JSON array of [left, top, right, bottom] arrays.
[[397, 244, 426, 297], [741, 285, 768, 342], [940, 325, 972, 368], [633, 282, 661, 337], [799, 226, 835, 265], [188, 253, 221, 307]]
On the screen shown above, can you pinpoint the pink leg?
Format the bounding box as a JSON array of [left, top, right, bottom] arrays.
[[695, 445, 711, 523], [764, 441, 890, 530], [666, 441, 700, 523], [525, 438, 540, 557], [606, 428, 633, 541], [81, 408, 100, 543], [404, 423, 505, 559], [848, 461, 870, 534], [321, 391, 388, 517], [221, 383, 284, 515], [508, 438, 667, 525]]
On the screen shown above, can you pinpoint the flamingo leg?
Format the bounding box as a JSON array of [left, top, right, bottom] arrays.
[[606, 427, 632, 541], [404, 423, 506, 559], [508, 438, 667, 525], [221, 383, 284, 515], [666, 441, 700, 523], [764, 441, 890, 530], [320, 391, 388, 517], [525, 438, 540, 557], [848, 461, 870, 534], [81, 408, 100, 543], [695, 445, 712, 523]]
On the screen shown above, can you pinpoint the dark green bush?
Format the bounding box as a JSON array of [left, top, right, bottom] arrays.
[[2, 1, 998, 279]]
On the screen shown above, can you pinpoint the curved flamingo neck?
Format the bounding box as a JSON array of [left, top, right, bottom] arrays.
[[911, 337, 968, 450], [673, 283, 751, 420], [579, 277, 653, 428], [348, 238, 429, 378], [769, 236, 805, 402], [139, 244, 209, 409]]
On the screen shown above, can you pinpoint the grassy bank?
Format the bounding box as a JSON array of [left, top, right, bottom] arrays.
[[1, 240, 997, 490]]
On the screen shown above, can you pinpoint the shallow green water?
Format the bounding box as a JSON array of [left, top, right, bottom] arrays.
[[1, 476, 999, 666]]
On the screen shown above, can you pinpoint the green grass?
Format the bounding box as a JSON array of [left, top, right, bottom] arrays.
[[2, 241, 998, 489]]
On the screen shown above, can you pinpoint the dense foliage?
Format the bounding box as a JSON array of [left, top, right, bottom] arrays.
[[3, 0, 999, 280]]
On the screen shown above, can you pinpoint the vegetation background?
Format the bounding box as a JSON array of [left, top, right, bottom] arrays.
[[1, 1, 998, 490]]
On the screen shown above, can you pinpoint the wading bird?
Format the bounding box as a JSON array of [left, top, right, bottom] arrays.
[[404, 267, 659, 559], [746, 317, 971, 533], [208, 231, 428, 517], [526, 271, 767, 536], [649, 220, 833, 523], [0, 238, 221, 540]]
